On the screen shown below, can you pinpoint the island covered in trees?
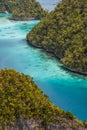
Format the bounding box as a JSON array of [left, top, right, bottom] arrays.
[[0, 0, 47, 20], [27, 0, 87, 75], [0, 68, 87, 130]]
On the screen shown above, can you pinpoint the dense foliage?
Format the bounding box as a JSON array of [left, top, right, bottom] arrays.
[[0, 69, 86, 130], [0, 0, 47, 19], [27, 0, 87, 74]]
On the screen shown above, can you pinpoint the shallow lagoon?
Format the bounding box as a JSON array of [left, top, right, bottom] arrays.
[[0, 2, 87, 121]]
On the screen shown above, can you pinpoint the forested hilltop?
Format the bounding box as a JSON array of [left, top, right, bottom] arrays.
[[27, 0, 87, 75], [0, 0, 47, 20], [0, 68, 87, 130]]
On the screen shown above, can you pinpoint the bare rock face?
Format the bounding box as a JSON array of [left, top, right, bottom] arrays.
[[0, 119, 87, 130]]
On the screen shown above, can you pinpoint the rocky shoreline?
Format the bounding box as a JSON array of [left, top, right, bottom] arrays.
[[27, 38, 87, 76], [9, 17, 38, 21]]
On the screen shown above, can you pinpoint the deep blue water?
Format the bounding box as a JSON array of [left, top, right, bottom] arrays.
[[0, 1, 87, 121]]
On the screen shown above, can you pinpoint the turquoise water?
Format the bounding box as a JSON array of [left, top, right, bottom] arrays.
[[0, 15, 87, 121], [0, 13, 12, 17]]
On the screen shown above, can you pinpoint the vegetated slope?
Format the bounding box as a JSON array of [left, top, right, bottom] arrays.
[[0, 0, 15, 13], [27, 0, 87, 75], [0, 68, 87, 130], [0, 0, 47, 20]]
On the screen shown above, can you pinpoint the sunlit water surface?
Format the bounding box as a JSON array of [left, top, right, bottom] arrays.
[[0, 2, 87, 121]]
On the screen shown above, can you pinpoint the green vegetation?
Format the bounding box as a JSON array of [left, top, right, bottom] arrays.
[[0, 0, 47, 20], [27, 0, 87, 74], [0, 68, 86, 130]]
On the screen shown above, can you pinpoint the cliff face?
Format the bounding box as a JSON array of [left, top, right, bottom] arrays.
[[0, 0, 47, 20], [0, 119, 87, 130], [27, 0, 87, 75]]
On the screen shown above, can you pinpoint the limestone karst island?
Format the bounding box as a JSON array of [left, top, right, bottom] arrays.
[[0, 0, 87, 130]]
